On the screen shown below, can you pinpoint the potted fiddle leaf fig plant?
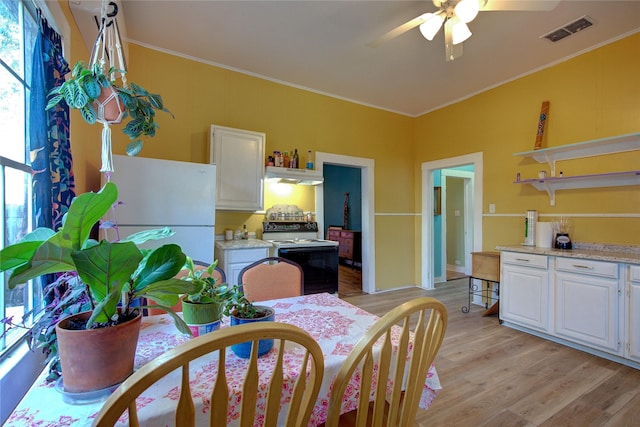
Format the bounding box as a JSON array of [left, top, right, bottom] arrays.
[[178, 258, 233, 337], [222, 284, 275, 358], [45, 61, 173, 156], [0, 182, 200, 393]]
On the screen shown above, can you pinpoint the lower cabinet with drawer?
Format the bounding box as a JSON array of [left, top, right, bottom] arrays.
[[629, 265, 640, 363], [500, 252, 550, 332], [500, 249, 637, 369], [554, 258, 621, 354]]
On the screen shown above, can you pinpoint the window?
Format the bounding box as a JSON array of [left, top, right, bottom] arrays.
[[1, 0, 43, 356]]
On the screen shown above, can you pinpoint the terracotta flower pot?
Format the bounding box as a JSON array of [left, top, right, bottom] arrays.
[[55, 310, 142, 393], [230, 306, 275, 358]]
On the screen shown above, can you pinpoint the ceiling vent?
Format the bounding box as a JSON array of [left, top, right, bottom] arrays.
[[541, 15, 594, 43]]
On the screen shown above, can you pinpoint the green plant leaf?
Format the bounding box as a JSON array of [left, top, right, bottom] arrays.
[[68, 82, 89, 109], [162, 310, 192, 336], [80, 104, 97, 124], [0, 228, 56, 271], [133, 244, 186, 291], [138, 278, 199, 306], [72, 240, 143, 321], [87, 285, 123, 326], [61, 182, 118, 251], [126, 140, 144, 156], [123, 118, 145, 139], [45, 93, 64, 111], [83, 75, 101, 99], [119, 227, 174, 245], [8, 236, 76, 288]]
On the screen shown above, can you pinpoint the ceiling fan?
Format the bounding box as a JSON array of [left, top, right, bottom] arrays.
[[370, 0, 560, 61]]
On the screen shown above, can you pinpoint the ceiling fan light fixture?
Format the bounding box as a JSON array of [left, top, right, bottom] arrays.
[[454, 0, 480, 23], [451, 17, 472, 45], [419, 12, 444, 41]]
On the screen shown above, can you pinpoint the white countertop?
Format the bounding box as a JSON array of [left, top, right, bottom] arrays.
[[496, 242, 640, 265], [215, 239, 273, 250]]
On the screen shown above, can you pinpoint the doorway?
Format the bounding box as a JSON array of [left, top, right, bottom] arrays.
[[421, 153, 483, 289], [315, 152, 375, 294], [441, 169, 474, 282]]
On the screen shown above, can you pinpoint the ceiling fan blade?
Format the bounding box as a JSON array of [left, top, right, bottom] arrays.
[[368, 14, 428, 47], [481, 0, 560, 12], [444, 19, 463, 62]]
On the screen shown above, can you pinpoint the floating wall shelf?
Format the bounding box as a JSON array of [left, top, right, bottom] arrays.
[[513, 133, 640, 205], [514, 170, 640, 206], [514, 132, 640, 176]]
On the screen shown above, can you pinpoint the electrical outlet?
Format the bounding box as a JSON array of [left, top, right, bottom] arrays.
[[455, 260, 461, 265], [489, 203, 496, 213]]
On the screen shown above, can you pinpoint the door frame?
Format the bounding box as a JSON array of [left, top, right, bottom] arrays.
[[441, 170, 475, 280], [421, 153, 483, 289], [315, 152, 375, 294]]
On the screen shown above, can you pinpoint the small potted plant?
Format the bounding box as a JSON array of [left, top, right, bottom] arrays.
[[45, 61, 173, 156], [0, 182, 200, 393], [222, 285, 276, 358], [178, 258, 232, 337]]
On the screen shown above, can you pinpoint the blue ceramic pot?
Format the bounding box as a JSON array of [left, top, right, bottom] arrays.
[[230, 306, 275, 358]]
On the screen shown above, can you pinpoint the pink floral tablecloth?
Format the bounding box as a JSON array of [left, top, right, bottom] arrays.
[[6, 293, 440, 426]]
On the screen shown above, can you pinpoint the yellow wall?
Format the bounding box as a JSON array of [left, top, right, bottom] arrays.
[[62, 0, 639, 291]]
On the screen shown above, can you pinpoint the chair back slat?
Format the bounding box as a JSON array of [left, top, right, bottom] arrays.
[[93, 322, 324, 427], [211, 350, 229, 426], [287, 350, 310, 427], [264, 339, 285, 427], [176, 364, 195, 426], [240, 341, 260, 427], [325, 297, 448, 427]]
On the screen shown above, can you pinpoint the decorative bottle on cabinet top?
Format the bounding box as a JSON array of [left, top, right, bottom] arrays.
[[292, 149, 299, 168], [306, 150, 314, 170]]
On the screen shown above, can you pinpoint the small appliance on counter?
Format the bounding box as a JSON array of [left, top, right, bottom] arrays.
[[552, 216, 573, 249], [522, 210, 538, 246]]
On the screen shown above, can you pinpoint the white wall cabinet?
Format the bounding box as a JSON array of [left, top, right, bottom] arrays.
[[500, 252, 549, 332], [554, 258, 620, 354], [629, 265, 640, 363], [210, 125, 265, 211]]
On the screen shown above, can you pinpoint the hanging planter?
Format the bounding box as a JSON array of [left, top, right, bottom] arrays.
[[45, 1, 172, 173], [94, 85, 125, 124]]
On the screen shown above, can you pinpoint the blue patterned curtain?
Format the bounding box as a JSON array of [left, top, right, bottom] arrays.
[[29, 11, 74, 231]]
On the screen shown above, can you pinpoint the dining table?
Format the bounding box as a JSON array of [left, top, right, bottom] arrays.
[[5, 292, 441, 426]]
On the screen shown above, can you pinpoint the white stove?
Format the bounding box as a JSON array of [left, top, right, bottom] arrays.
[[262, 222, 338, 249], [262, 221, 339, 295]]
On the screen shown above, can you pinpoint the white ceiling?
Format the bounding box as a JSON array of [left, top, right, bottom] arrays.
[[72, 1, 640, 117]]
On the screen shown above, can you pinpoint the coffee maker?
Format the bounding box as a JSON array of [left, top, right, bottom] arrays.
[[552, 217, 573, 249]]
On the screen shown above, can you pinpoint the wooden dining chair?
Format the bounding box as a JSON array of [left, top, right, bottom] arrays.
[[238, 257, 304, 302], [324, 297, 448, 427], [146, 263, 226, 315], [93, 322, 324, 427]]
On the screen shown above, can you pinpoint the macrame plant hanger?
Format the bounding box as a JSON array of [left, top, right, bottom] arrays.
[[89, 0, 127, 173]]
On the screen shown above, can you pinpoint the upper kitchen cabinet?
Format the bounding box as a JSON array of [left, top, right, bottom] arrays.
[[210, 125, 265, 211]]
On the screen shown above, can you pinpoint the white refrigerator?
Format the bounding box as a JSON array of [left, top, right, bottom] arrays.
[[101, 155, 217, 263]]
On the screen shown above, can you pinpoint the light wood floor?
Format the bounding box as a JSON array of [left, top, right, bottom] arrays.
[[342, 280, 640, 426]]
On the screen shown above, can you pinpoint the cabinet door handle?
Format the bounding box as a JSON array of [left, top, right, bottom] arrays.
[[515, 258, 530, 262], [572, 264, 594, 270]]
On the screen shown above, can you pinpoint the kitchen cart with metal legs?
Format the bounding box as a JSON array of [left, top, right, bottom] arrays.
[[461, 276, 500, 319]]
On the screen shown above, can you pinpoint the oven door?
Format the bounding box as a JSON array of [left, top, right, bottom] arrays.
[[277, 245, 339, 295]]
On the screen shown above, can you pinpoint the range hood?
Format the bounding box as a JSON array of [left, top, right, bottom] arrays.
[[265, 166, 323, 185]]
